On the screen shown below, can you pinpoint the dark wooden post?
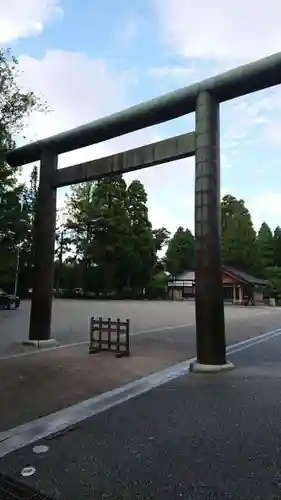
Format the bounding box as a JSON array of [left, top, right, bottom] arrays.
[[193, 90, 227, 368], [29, 149, 57, 342]]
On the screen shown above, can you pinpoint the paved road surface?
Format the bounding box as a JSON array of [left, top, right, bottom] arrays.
[[1, 328, 281, 499], [1, 299, 281, 355]]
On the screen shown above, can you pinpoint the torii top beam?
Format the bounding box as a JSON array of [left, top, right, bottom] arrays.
[[6, 52, 281, 167]]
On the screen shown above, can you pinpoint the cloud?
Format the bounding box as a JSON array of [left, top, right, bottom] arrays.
[[218, 87, 281, 162], [155, 0, 281, 63], [0, 0, 63, 44], [18, 50, 132, 149], [16, 49, 137, 195], [17, 49, 149, 172], [115, 11, 140, 48], [127, 156, 195, 232], [261, 119, 281, 148], [16, 49, 134, 185], [248, 192, 281, 231], [153, 0, 281, 177], [148, 66, 195, 79]]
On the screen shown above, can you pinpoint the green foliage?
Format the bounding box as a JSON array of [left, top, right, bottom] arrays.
[[0, 47, 46, 292], [273, 226, 281, 267], [65, 182, 96, 264], [146, 271, 168, 299], [0, 166, 39, 292], [256, 222, 275, 271], [0, 48, 46, 190], [165, 226, 195, 276], [66, 176, 132, 292], [0, 189, 24, 284], [0, 48, 45, 152], [221, 195, 258, 272], [64, 177, 157, 295], [152, 227, 171, 253], [12, 166, 39, 294], [93, 176, 132, 293], [264, 266, 281, 297], [127, 180, 156, 291]]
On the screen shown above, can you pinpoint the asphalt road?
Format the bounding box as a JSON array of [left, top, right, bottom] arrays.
[[1, 327, 281, 499], [1, 299, 281, 355]]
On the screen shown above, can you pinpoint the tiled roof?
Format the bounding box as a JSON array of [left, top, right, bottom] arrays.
[[168, 266, 268, 286], [222, 266, 268, 286], [171, 270, 195, 281]]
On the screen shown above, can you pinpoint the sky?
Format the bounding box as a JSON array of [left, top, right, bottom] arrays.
[[2, 0, 281, 235]]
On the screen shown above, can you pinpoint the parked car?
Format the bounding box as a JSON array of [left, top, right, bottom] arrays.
[[0, 288, 20, 309]]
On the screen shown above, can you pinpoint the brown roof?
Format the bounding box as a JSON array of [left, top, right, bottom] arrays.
[[222, 266, 268, 286], [168, 266, 268, 287]]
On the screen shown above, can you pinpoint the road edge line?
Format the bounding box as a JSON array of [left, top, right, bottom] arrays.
[[0, 326, 281, 457]]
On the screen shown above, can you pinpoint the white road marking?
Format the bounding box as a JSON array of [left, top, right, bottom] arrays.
[[21, 466, 36, 477], [0, 326, 280, 458], [32, 444, 49, 454], [1, 307, 279, 361], [0, 323, 195, 361], [227, 327, 281, 354]]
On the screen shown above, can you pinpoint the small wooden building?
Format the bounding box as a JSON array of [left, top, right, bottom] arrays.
[[168, 266, 268, 304]]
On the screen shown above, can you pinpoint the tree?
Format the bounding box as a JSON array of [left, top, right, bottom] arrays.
[[65, 182, 98, 291], [127, 180, 156, 292], [152, 227, 170, 254], [65, 177, 157, 296], [26, 165, 38, 215], [146, 271, 169, 299], [221, 195, 258, 272], [0, 48, 46, 291], [66, 176, 132, 294], [54, 221, 73, 294], [65, 182, 95, 261], [165, 226, 195, 276], [54, 261, 83, 292], [256, 222, 275, 271], [264, 266, 281, 298], [0, 188, 28, 289], [90, 175, 132, 293], [273, 226, 281, 267], [15, 165, 39, 293], [0, 48, 46, 190]]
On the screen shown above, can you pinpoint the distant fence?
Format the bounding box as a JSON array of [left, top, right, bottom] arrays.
[[89, 317, 130, 358]]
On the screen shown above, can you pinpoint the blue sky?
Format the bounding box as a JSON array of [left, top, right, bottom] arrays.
[[3, 0, 281, 234]]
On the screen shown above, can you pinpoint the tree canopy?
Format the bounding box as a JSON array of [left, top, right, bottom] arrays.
[[221, 195, 257, 272], [64, 177, 157, 296], [0, 48, 45, 292], [256, 222, 275, 271], [165, 227, 195, 276]]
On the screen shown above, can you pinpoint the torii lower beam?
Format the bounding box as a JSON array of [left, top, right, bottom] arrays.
[[52, 132, 196, 188]]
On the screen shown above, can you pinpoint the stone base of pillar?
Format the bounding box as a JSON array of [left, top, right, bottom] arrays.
[[189, 360, 235, 373], [22, 338, 58, 348]]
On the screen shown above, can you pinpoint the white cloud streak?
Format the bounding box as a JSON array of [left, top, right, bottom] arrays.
[[0, 0, 62, 44], [156, 0, 281, 63]]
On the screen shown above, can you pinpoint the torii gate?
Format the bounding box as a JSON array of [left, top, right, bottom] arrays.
[[6, 52, 281, 372]]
